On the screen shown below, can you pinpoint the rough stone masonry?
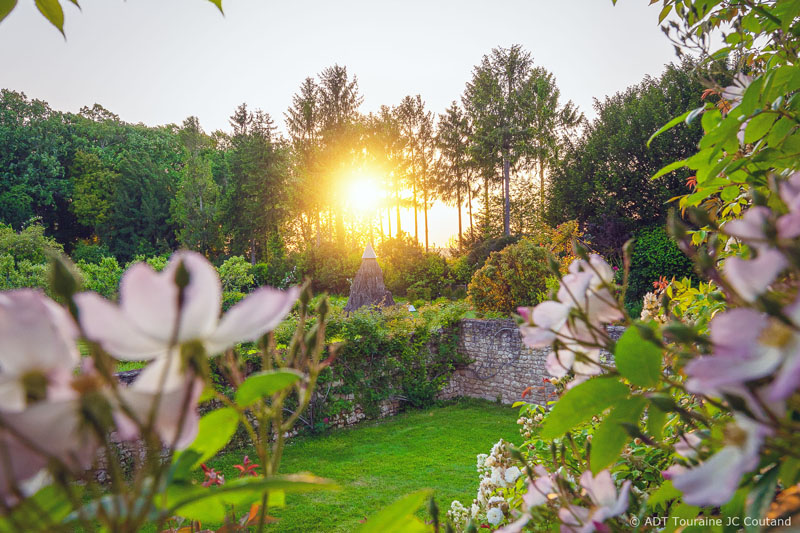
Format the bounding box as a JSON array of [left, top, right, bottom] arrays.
[[439, 319, 625, 406]]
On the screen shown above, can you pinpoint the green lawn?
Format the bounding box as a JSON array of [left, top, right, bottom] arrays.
[[206, 399, 520, 532]]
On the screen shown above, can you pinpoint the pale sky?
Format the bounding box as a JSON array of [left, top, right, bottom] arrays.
[[0, 0, 680, 247]]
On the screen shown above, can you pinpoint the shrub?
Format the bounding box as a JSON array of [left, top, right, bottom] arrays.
[[293, 242, 361, 295], [378, 236, 452, 298], [467, 239, 551, 314], [217, 255, 255, 293], [627, 225, 694, 308], [0, 254, 49, 292], [77, 256, 123, 298], [71, 241, 112, 264], [0, 223, 63, 264]]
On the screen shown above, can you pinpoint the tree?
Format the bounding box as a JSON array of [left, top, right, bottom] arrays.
[[285, 77, 323, 245], [365, 106, 407, 239], [103, 126, 182, 259], [69, 150, 118, 236], [436, 102, 475, 247], [463, 45, 534, 236], [524, 68, 583, 213], [316, 65, 364, 245], [171, 117, 221, 256], [546, 60, 713, 254], [463, 45, 578, 236], [396, 95, 435, 248], [0, 90, 70, 234], [220, 104, 289, 263]]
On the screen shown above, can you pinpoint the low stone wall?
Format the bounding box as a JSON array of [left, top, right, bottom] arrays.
[[439, 319, 624, 406]]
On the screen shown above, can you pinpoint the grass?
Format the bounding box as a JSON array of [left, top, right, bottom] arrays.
[[206, 399, 520, 532]]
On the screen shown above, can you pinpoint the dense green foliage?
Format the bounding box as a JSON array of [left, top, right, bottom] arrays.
[[467, 239, 550, 314], [546, 60, 714, 255], [626, 225, 695, 311], [271, 298, 473, 422]]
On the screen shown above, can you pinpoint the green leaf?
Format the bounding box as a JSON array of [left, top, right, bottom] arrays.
[[0, 484, 73, 531], [235, 369, 303, 407], [539, 377, 630, 439], [0, 0, 17, 23], [646, 404, 667, 441], [779, 457, 800, 486], [168, 474, 336, 523], [35, 0, 64, 34], [744, 113, 777, 144], [206, 0, 223, 13], [721, 185, 740, 202], [745, 465, 779, 533], [175, 407, 239, 469], [651, 158, 688, 180], [658, 3, 672, 22], [590, 396, 647, 473], [614, 326, 662, 388], [647, 109, 693, 147], [664, 503, 700, 533], [648, 480, 681, 509], [357, 490, 432, 533]]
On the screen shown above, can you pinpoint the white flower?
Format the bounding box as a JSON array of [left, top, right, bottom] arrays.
[[504, 466, 521, 484], [488, 495, 505, 507], [471, 503, 480, 518], [0, 290, 79, 411], [486, 507, 504, 526], [721, 73, 753, 109], [75, 251, 299, 391], [490, 466, 506, 487]]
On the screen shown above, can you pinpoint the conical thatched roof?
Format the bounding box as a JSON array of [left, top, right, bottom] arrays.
[[344, 244, 395, 313]]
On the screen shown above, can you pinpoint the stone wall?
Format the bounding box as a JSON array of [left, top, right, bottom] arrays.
[[439, 319, 624, 406]]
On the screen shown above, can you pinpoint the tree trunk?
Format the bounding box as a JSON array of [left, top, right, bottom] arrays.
[[424, 194, 429, 252], [484, 176, 490, 230], [386, 207, 391, 238], [395, 189, 401, 237], [539, 158, 546, 218], [457, 187, 463, 248], [468, 184, 474, 240], [413, 180, 418, 245], [503, 155, 510, 236], [315, 210, 321, 247]]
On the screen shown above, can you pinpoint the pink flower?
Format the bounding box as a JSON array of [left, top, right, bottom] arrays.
[[560, 470, 630, 533], [75, 251, 299, 391], [520, 256, 621, 382], [723, 251, 787, 302], [686, 303, 800, 404], [113, 376, 204, 449], [0, 290, 79, 411], [663, 416, 767, 507]]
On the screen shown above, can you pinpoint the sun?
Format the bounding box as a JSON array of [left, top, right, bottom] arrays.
[[346, 175, 382, 213]]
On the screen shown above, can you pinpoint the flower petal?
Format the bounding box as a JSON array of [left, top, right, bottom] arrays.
[[119, 261, 178, 343], [206, 286, 300, 355], [168, 251, 222, 342], [0, 290, 79, 376], [664, 447, 744, 507], [74, 292, 165, 361], [117, 377, 203, 449], [723, 250, 787, 302]]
